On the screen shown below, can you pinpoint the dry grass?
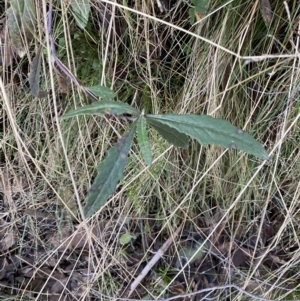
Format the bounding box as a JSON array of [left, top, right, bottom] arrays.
[[0, 0, 300, 300]]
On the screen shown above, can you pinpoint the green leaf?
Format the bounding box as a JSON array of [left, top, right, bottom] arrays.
[[192, 0, 210, 15], [189, 7, 196, 24], [10, 0, 24, 11], [146, 118, 189, 148], [136, 115, 152, 166], [146, 114, 269, 160], [23, 0, 36, 41], [71, 0, 90, 29], [84, 85, 115, 100], [60, 100, 140, 120], [6, 0, 36, 57], [28, 47, 48, 98], [119, 232, 134, 245], [177, 239, 206, 268], [84, 124, 136, 218]]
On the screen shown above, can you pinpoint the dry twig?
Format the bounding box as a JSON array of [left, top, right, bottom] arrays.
[[124, 222, 184, 298]]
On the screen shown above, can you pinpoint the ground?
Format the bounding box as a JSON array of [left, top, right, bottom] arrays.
[[0, 0, 300, 300]]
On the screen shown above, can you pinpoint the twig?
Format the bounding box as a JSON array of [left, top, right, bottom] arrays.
[[124, 222, 184, 298]]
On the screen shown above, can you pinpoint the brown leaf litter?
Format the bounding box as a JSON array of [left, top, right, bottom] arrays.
[[0, 191, 299, 301]]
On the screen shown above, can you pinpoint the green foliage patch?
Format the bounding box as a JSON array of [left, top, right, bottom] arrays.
[[60, 85, 269, 218]]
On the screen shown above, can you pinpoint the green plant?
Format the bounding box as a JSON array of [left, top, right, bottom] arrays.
[[189, 0, 210, 24], [60, 85, 269, 218]]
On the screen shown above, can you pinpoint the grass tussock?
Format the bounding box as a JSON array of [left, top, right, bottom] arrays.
[[0, 0, 300, 300]]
